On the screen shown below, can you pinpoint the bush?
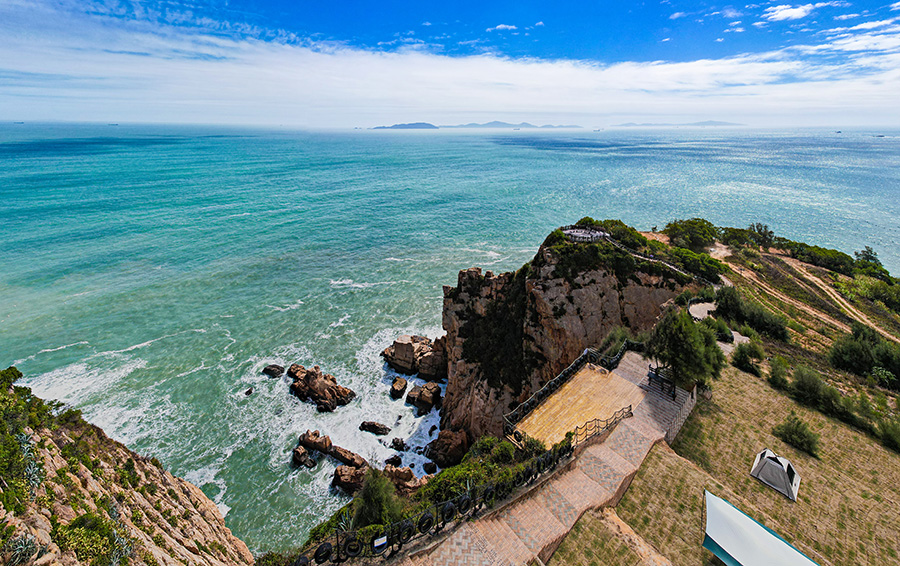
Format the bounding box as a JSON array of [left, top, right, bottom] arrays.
[[352, 469, 404, 530], [662, 218, 718, 252], [646, 308, 725, 387], [669, 247, 726, 283], [714, 286, 788, 341], [792, 366, 824, 408], [773, 412, 820, 457], [881, 419, 900, 453], [701, 317, 732, 343], [490, 442, 515, 465], [767, 356, 790, 390], [732, 342, 765, 376]]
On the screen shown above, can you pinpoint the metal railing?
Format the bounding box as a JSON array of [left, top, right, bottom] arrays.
[[572, 405, 633, 447]]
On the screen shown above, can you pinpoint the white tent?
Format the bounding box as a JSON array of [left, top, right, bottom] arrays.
[[703, 491, 819, 566], [750, 448, 800, 501]]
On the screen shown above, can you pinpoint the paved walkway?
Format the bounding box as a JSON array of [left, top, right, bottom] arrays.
[[400, 352, 685, 566]]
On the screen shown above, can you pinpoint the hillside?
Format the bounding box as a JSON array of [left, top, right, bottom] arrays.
[[0, 367, 253, 566]]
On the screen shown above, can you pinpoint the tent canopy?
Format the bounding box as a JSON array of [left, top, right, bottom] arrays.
[[750, 448, 801, 501], [703, 491, 819, 566]]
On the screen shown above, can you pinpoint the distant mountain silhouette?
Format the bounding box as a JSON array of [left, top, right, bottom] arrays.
[[613, 120, 743, 127], [372, 122, 439, 129]]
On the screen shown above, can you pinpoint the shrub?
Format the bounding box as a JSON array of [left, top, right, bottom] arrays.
[[662, 218, 718, 252], [792, 366, 824, 408], [647, 308, 725, 387], [768, 356, 790, 390], [714, 286, 788, 341], [669, 247, 726, 283], [732, 342, 765, 376], [675, 290, 694, 306], [490, 442, 515, 465], [773, 412, 820, 457], [701, 317, 732, 343], [880, 419, 900, 453], [467, 436, 498, 459], [352, 469, 404, 530]]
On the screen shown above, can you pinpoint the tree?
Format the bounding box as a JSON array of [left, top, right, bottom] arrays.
[[352, 468, 404, 529], [662, 218, 718, 252], [748, 223, 775, 251], [647, 308, 725, 387]]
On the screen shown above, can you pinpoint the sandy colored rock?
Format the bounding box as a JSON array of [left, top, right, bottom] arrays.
[[330, 445, 367, 469], [382, 335, 447, 379], [383, 465, 427, 497], [298, 429, 333, 454], [425, 429, 469, 468], [390, 376, 408, 399], [288, 364, 356, 412], [360, 421, 391, 436], [332, 465, 368, 493]]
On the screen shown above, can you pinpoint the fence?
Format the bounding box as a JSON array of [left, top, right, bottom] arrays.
[[666, 384, 698, 444], [571, 405, 633, 447]]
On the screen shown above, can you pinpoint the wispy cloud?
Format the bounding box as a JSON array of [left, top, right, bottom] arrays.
[[892, 2, 900, 11], [2, 0, 900, 127], [486, 24, 517, 32], [670, 12, 686, 19], [535, 21, 545, 27], [764, 2, 849, 22]]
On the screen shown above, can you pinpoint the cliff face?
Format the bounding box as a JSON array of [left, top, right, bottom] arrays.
[[441, 244, 689, 440], [1, 415, 252, 566]]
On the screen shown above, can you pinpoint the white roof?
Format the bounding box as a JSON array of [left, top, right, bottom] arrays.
[[703, 491, 819, 566]]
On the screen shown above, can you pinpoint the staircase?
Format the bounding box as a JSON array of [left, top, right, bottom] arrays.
[[400, 417, 665, 566]]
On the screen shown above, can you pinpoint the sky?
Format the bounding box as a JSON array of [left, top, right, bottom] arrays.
[[2, 0, 900, 127]]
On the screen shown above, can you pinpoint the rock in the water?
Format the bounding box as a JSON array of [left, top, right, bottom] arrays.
[[298, 430, 333, 454], [262, 364, 285, 378], [359, 421, 391, 436], [429, 425, 438, 436], [390, 438, 408, 452], [390, 377, 408, 399], [381, 335, 447, 380], [291, 446, 316, 469], [383, 465, 426, 497], [330, 446, 367, 469], [407, 382, 442, 416], [244, 387, 253, 396], [288, 364, 356, 412], [423, 461, 437, 474], [385, 454, 402, 467], [425, 429, 468, 468], [333, 465, 367, 493]]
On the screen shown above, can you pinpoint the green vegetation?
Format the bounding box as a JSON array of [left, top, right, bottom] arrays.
[[773, 411, 820, 457], [732, 342, 765, 376], [829, 322, 900, 390], [574, 217, 648, 250], [662, 218, 718, 252], [768, 356, 791, 391], [646, 308, 725, 388], [715, 286, 789, 341], [352, 468, 404, 530], [51, 510, 132, 566]]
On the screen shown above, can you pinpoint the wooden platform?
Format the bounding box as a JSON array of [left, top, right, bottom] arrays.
[[516, 363, 647, 446]]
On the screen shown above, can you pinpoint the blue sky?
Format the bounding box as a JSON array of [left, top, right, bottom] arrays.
[[2, 0, 900, 127]]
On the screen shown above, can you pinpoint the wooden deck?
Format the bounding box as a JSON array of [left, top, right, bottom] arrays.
[[516, 363, 647, 446]]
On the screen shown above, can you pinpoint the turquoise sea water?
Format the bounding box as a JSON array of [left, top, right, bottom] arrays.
[[2, 124, 899, 552]]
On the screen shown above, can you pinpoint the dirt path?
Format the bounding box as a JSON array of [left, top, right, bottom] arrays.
[[780, 257, 900, 344], [733, 264, 851, 334]]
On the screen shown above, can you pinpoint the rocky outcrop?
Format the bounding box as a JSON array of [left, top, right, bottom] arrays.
[[385, 454, 402, 467], [292, 446, 317, 469], [390, 377, 408, 399], [382, 335, 447, 380], [406, 382, 442, 416], [330, 446, 367, 469], [390, 438, 408, 452], [441, 241, 692, 439], [262, 364, 284, 378], [359, 421, 391, 436], [425, 429, 469, 468], [288, 364, 356, 412], [1, 425, 253, 566], [332, 466, 367, 493], [382, 465, 429, 497], [423, 461, 437, 474], [298, 430, 333, 454]]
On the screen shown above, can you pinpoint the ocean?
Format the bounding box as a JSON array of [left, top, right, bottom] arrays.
[[2, 123, 899, 552]]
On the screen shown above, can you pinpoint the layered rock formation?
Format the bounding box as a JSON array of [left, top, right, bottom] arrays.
[[1, 424, 252, 566], [287, 364, 356, 412], [441, 241, 693, 440], [406, 382, 442, 416], [382, 335, 447, 380]]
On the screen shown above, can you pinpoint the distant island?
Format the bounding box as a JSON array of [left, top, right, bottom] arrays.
[[372, 122, 439, 130], [613, 120, 743, 127], [371, 121, 582, 130]]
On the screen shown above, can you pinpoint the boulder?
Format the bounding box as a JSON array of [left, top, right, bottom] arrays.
[[382, 335, 447, 380], [288, 364, 356, 412], [425, 430, 468, 468], [291, 446, 316, 469], [359, 421, 391, 436], [383, 465, 426, 497], [330, 446, 367, 469], [407, 382, 442, 416], [332, 465, 367, 493], [262, 364, 284, 378], [298, 430, 332, 454], [406, 385, 423, 407], [385, 454, 402, 467], [390, 438, 408, 452], [423, 461, 437, 474], [390, 377, 408, 399]]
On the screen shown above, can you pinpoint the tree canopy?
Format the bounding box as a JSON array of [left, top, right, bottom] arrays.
[[662, 218, 717, 253], [646, 308, 725, 387]]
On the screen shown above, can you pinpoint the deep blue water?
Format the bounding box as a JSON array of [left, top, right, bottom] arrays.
[[2, 123, 898, 552]]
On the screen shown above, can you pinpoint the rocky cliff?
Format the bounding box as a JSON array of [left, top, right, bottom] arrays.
[[0, 372, 253, 566], [440, 238, 694, 440]]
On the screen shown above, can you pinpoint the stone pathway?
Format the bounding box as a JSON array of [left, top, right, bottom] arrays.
[[399, 353, 686, 566]]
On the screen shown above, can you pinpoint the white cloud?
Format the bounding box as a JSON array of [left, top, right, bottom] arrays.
[[849, 19, 897, 30], [422, 21, 432, 26], [764, 4, 817, 21], [662, 37, 671, 42], [834, 13, 860, 20], [716, 37, 725, 42], [2, 0, 900, 127], [729, 21, 743, 26], [753, 21, 768, 28], [723, 8, 743, 18], [670, 12, 686, 19], [535, 21, 545, 27], [891, 2, 900, 10], [486, 24, 517, 32]]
